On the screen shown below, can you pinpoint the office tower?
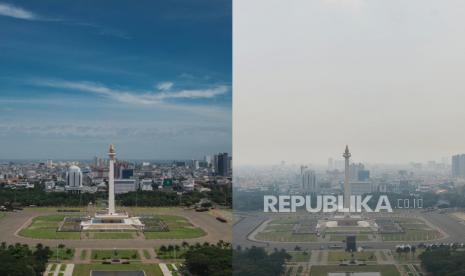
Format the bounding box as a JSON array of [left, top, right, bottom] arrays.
[[301, 168, 317, 193], [452, 154, 465, 178], [216, 152, 230, 176]]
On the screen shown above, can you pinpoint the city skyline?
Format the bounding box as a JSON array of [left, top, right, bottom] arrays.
[[0, 0, 232, 159]]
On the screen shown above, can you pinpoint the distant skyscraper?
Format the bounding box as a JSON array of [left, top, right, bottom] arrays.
[[452, 154, 465, 178], [216, 152, 230, 176], [121, 168, 134, 179], [66, 165, 83, 193], [66, 165, 82, 188], [327, 158, 334, 170], [301, 168, 317, 193]]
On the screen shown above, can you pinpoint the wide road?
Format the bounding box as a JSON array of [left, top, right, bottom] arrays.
[[0, 207, 231, 249]]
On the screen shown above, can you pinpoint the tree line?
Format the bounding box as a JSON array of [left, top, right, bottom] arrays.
[[0, 187, 231, 208]]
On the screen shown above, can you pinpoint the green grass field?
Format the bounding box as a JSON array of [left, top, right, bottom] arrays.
[[155, 247, 188, 259], [288, 251, 311, 262], [382, 218, 440, 241], [330, 234, 369, 241], [255, 231, 317, 242], [91, 249, 140, 260], [144, 215, 205, 239], [382, 230, 440, 241], [92, 232, 134, 239], [310, 265, 400, 276], [327, 251, 377, 263], [72, 264, 163, 276], [50, 247, 75, 260], [80, 250, 87, 260], [254, 218, 318, 242], [19, 215, 80, 239], [143, 249, 151, 259]]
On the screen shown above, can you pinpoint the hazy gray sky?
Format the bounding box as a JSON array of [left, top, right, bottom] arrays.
[[234, 0, 465, 165]]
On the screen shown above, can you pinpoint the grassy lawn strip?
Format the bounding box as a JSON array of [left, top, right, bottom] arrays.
[[288, 251, 311, 262], [72, 264, 163, 276], [145, 227, 205, 239], [327, 251, 377, 263], [92, 232, 134, 239], [310, 265, 400, 276], [80, 250, 87, 260], [143, 250, 151, 259], [91, 249, 140, 260], [155, 247, 188, 259], [143, 214, 206, 240], [51, 247, 75, 260], [19, 215, 80, 240]]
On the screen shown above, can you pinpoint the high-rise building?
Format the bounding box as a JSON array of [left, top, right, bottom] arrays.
[[452, 154, 465, 178], [358, 170, 370, 181], [216, 152, 230, 176], [65, 165, 82, 193], [327, 158, 334, 170], [301, 168, 317, 193], [121, 168, 134, 179]]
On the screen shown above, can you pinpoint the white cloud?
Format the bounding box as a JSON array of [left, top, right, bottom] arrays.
[[36, 79, 229, 105], [156, 81, 174, 91], [0, 2, 38, 20]]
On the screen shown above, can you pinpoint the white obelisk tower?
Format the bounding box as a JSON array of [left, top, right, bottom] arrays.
[[108, 144, 116, 215], [343, 145, 351, 209]]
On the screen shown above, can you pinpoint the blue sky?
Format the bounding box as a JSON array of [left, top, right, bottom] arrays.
[[0, 0, 231, 160]]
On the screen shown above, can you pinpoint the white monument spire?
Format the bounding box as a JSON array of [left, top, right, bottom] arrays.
[[108, 144, 116, 215], [343, 145, 352, 210]]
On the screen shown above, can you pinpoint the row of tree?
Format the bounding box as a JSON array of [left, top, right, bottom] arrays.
[[233, 246, 290, 276], [420, 247, 465, 276], [0, 187, 231, 208], [0, 243, 51, 276]]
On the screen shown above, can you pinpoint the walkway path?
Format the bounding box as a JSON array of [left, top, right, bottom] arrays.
[[159, 263, 172, 276]]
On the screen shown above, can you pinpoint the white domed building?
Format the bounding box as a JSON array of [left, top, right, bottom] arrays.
[[65, 165, 83, 193]]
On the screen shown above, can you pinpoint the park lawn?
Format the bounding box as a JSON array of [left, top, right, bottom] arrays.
[[310, 265, 400, 276], [143, 249, 151, 259], [255, 231, 317, 242], [91, 250, 140, 260], [80, 250, 87, 260], [330, 234, 369, 242], [50, 247, 75, 260], [72, 264, 163, 276], [325, 227, 373, 234], [0, 213, 5, 220], [288, 251, 311, 262], [382, 230, 440, 241], [155, 247, 188, 259], [327, 251, 377, 262], [128, 207, 177, 215], [92, 232, 134, 239], [19, 215, 80, 239], [143, 214, 206, 239], [24, 207, 82, 212]]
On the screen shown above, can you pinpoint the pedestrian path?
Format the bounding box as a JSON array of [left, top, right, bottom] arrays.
[[43, 263, 74, 276], [159, 263, 173, 276]]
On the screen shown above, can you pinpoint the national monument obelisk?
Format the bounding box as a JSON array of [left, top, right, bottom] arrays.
[[108, 144, 116, 215], [343, 145, 351, 210]]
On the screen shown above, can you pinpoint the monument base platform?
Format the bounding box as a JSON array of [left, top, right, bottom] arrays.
[[80, 212, 144, 231]]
